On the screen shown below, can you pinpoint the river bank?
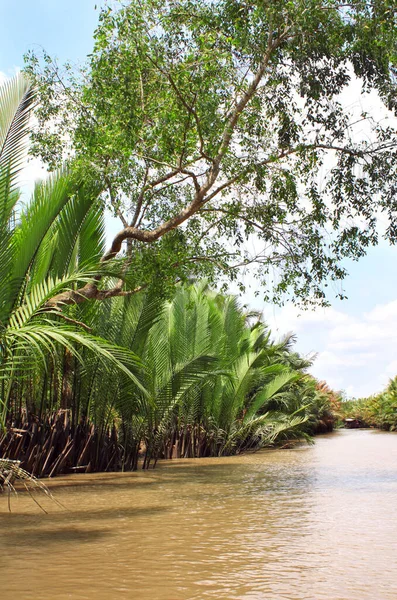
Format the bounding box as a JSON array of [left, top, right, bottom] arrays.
[[0, 409, 334, 479]]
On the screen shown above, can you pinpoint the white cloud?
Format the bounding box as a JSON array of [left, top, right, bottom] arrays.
[[309, 304, 397, 396], [261, 303, 350, 337], [384, 359, 397, 376], [365, 299, 397, 324], [330, 323, 390, 346], [315, 350, 377, 369], [250, 293, 397, 398]]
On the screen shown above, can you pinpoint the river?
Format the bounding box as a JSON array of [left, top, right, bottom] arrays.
[[1, 429, 397, 599]]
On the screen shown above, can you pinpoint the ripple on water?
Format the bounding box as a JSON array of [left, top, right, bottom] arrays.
[[1, 429, 397, 600]]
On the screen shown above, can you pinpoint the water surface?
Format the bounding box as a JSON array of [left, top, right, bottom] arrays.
[[1, 429, 397, 599]]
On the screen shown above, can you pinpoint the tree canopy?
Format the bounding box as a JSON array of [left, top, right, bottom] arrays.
[[25, 0, 397, 305]]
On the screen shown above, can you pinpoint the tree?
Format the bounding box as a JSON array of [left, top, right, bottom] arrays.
[[25, 0, 397, 306]]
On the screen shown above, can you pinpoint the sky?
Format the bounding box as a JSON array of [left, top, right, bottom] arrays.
[[1, 0, 397, 398]]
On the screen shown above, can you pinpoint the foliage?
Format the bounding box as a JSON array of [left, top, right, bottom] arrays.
[[24, 0, 397, 306], [0, 74, 145, 432], [341, 376, 397, 430], [0, 73, 335, 477], [0, 21, 356, 483], [3, 279, 339, 471]]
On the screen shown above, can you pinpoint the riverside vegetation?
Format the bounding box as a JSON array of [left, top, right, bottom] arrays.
[[0, 137, 341, 471], [0, 78, 339, 479], [1, 0, 397, 487], [340, 377, 397, 431]]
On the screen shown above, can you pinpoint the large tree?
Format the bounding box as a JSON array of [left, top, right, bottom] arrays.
[[25, 0, 397, 306]]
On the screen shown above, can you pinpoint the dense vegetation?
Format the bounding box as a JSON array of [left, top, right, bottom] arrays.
[[2, 0, 397, 485], [0, 76, 339, 476], [2, 270, 341, 473], [340, 378, 397, 430], [0, 177, 341, 471]]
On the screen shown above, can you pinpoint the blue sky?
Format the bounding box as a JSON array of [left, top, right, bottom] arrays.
[[1, 0, 396, 398], [0, 0, 100, 69]]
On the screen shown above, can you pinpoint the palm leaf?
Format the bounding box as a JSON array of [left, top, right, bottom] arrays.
[[0, 72, 35, 190]]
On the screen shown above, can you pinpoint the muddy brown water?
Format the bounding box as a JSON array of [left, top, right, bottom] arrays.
[[1, 429, 397, 600]]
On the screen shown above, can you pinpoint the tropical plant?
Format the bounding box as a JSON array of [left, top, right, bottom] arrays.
[[2, 276, 336, 474], [131, 284, 320, 463], [341, 376, 397, 430], [0, 75, 146, 483]]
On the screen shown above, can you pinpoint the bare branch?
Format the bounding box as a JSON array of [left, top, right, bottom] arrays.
[[47, 283, 146, 307], [104, 172, 129, 228], [130, 162, 149, 227], [214, 28, 289, 168]]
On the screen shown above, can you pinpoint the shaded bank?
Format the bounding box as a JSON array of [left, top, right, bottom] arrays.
[[1, 406, 336, 479]]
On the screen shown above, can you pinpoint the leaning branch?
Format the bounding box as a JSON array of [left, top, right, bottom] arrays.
[[47, 29, 292, 308]]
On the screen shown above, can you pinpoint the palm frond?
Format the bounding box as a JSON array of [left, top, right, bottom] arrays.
[[0, 72, 35, 191]]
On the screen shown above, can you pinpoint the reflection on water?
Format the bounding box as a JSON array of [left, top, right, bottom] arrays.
[[1, 429, 397, 599]]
